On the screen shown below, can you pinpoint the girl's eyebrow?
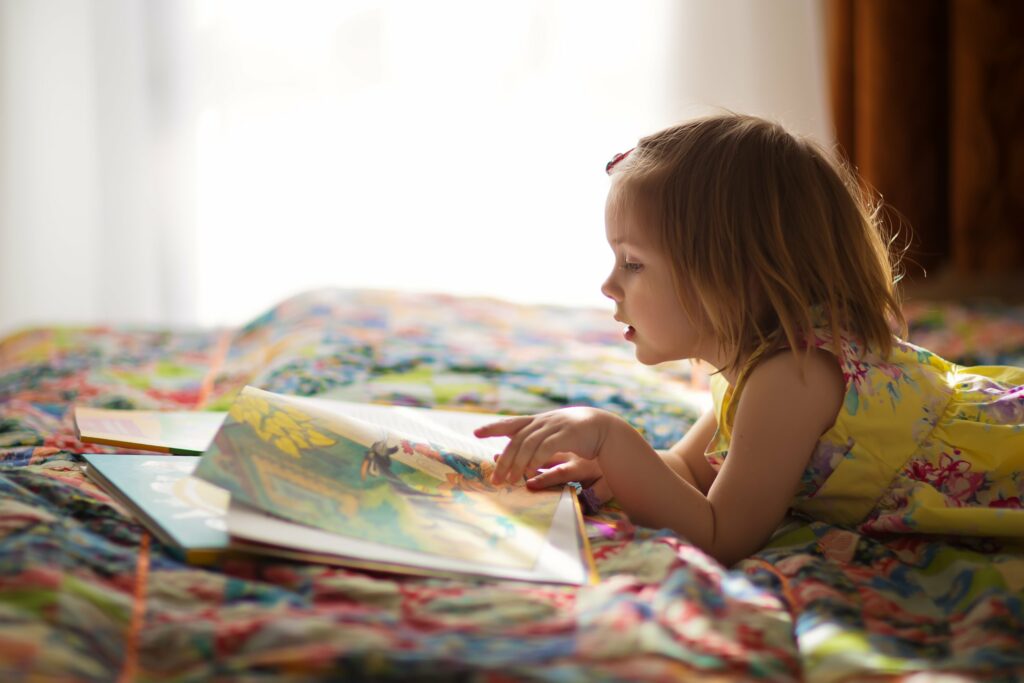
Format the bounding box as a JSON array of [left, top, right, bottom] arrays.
[[609, 233, 640, 246], [611, 238, 649, 251]]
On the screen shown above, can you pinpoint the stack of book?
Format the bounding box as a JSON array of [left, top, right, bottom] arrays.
[[76, 388, 596, 585]]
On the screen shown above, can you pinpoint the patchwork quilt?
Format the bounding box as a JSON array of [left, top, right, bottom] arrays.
[[1, 289, 1022, 682]]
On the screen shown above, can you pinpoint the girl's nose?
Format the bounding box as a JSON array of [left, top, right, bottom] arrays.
[[600, 274, 621, 301]]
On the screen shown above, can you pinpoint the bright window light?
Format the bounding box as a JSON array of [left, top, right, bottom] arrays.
[[193, 1, 682, 327]]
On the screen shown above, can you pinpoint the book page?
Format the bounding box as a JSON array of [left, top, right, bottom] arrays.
[[294, 397, 508, 462], [193, 386, 565, 572], [227, 484, 589, 585]]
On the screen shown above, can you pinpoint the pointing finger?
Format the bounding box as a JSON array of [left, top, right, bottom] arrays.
[[474, 416, 532, 438]]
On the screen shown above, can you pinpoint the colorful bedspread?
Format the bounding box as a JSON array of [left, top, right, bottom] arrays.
[[1, 289, 1022, 682]]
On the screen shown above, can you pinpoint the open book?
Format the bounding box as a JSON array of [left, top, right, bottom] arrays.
[[189, 387, 595, 585]]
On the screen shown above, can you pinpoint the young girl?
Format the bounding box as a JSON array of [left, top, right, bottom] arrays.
[[475, 113, 1024, 567]]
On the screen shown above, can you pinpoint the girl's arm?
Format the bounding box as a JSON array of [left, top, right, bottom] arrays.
[[599, 349, 844, 565], [478, 348, 843, 566], [657, 408, 719, 494], [519, 408, 718, 499]]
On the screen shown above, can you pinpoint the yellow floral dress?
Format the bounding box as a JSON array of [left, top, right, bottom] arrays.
[[706, 330, 1024, 537]]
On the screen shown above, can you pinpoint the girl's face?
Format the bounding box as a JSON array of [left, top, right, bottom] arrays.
[[600, 186, 707, 366]]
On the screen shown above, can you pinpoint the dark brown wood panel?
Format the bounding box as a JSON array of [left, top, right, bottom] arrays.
[[826, 0, 1024, 284], [950, 0, 1024, 274]]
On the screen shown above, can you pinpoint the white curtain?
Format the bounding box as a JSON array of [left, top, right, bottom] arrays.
[[0, 0, 197, 335], [0, 0, 829, 336]]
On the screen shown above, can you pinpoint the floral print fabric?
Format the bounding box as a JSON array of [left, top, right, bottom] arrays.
[[2, 290, 1023, 681], [710, 328, 1024, 536]]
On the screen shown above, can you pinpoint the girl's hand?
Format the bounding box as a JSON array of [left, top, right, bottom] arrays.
[[474, 407, 612, 485], [526, 456, 613, 508], [525, 455, 602, 489]]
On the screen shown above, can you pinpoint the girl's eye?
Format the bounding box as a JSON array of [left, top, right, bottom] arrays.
[[622, 262, 644, 273]]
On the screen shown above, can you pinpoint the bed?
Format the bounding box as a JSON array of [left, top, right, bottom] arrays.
[[1, 288, 1022, 682]]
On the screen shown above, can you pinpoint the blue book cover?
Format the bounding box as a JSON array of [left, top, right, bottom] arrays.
[[82, 453, 230, 564]]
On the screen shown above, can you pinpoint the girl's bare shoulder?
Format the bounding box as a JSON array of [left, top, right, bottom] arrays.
[[741, 347, 845, 435]]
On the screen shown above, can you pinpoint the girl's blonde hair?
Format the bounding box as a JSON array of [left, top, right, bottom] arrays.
[[610, 113, 906, 375]]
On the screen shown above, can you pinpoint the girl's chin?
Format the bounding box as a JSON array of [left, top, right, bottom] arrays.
[[633, 348, 663, 366], [634, 344, 687, 366]]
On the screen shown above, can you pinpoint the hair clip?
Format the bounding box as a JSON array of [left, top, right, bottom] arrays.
[[605, 147, 635, 175]]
